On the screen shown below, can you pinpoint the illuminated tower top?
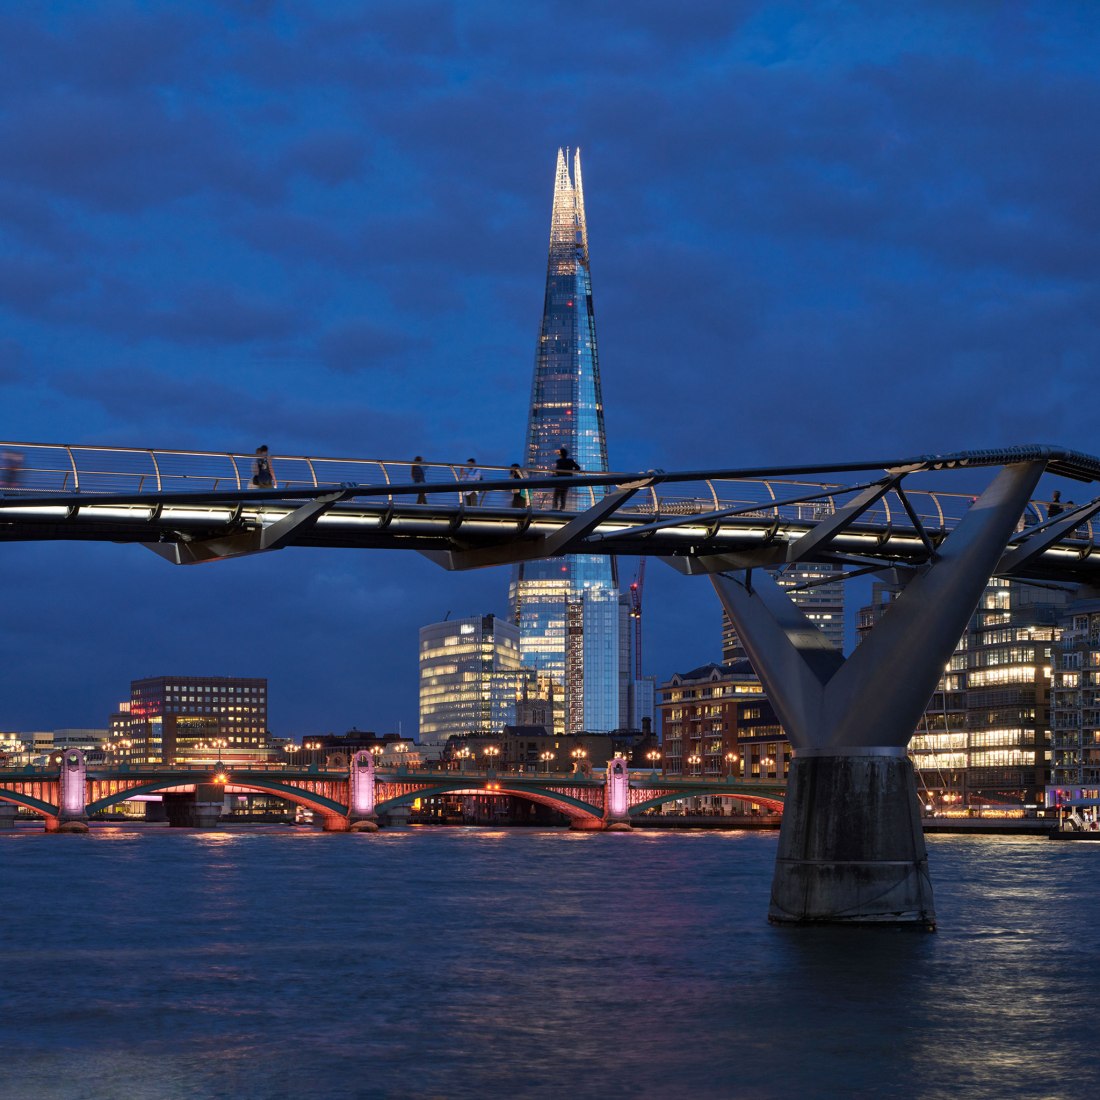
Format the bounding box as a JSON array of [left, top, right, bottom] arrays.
[[524, 147, 608, 479], [513, 147, 618, 737]]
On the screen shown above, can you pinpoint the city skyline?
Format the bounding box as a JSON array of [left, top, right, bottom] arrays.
[[0, 3, 1097, 734]]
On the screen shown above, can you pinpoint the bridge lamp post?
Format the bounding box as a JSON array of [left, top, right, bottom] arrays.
[[761, 756, 775, 779], [455, 745, 472, 772], [483, 745, 500, 773], [540, 750, 554, 774], [645, 749, 662, 775], [687, 752, 701, 777], [725, 752, 740, 778], [570, 747, 588, 775]]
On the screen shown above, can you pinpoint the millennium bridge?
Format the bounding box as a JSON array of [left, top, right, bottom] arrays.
[[0, 750, 785, 833], [4, 439, 1100, 929]]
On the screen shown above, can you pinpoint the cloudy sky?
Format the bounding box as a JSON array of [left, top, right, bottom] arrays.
[[1, 1, 1098, 736]]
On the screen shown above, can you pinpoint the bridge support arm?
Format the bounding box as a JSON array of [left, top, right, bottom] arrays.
[[708, 461, 1044, 927]]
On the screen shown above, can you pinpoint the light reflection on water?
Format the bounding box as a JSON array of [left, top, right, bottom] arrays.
[[1, 826, 1097, 1100]]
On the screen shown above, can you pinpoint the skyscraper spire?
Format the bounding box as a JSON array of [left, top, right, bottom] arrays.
[[511, 148, 617, 736]]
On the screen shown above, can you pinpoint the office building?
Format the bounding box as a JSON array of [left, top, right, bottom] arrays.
[[856, 578, 1065, 809], [122, 675, 269, 765], [419, 614, 531, 745], [1048, 594, 1100, 810], [510, 147, 621, 735]]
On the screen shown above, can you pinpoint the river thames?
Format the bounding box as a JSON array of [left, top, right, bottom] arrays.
[[1, 826, 1097, 1099]]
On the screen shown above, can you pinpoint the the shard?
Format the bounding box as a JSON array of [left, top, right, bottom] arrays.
[[510, 148, 620, 736]]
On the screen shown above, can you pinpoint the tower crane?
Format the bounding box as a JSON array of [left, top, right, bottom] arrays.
[[628, 558, 646, 676]]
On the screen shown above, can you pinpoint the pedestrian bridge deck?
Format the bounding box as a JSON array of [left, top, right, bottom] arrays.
[[2, 440, 1099, 582]]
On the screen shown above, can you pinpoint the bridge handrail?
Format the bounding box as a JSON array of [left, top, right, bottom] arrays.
[[2, 439, 1076, 539]]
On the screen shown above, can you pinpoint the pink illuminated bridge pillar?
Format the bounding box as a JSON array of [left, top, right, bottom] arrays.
[[348, 750, 379, 832], [604, 755, 632, 832], [53, 749, 90, 833]]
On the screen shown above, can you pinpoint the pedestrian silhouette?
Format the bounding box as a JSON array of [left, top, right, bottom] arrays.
[[0, 450, 24, 491], [411, 456, 427, 504], [251, 445, 275, 489], [460, 457, 481, 506], [510, 463, 528, 508], [553, 447, 581, 510], [1047, 490, 1064, 520]]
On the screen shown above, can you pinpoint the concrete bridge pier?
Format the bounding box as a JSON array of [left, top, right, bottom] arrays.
[[0, 802, 18, 828], [53, 749, 90, 833], [707, 461, 1043, 929]]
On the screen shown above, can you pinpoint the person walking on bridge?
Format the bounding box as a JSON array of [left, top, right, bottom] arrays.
[[411, 457, 427, 504], [460, 458, 481, 506], [510, 463, 529, 508], [553, 447, 581, 510], [251, 445, 275, 489]]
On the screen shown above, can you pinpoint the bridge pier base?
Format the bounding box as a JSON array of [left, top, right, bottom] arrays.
[[349, 817, 379, 832], [321, 813, 350, 832], [569, 817, 605, 831], [163, 790, 224, 827], [0, 803, 17, 829], [769, 753, 933, 929]]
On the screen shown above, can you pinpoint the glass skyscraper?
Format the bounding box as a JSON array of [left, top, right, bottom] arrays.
[[510, 148, 620, 736], [419, 614, 530, 745]]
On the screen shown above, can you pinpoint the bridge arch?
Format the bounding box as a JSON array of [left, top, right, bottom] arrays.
[[0, 788, 59, 818], [86, 778, 349, 819], [630, 790, 785, 817], [376, 782, 605, 827]]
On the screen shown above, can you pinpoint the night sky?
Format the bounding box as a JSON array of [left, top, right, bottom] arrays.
[[1, 2, 1097, 737]]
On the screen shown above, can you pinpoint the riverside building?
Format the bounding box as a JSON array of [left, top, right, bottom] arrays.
[[857, 578, 1065, 810], [1048, 594, 1100, 811], [657, 662, 789, 782], [120, 675, 269, 765], [509, 147, 622, 737]]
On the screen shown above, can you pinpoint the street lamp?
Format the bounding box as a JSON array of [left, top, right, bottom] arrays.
[[645, 749, 662, 774], [725, 751, 740, 777], [483, 745, 501, 771], [761, 755, 775, 777], [455, 745, 472, 771], [540, 750, 555, 774], [687, 752, 701, 777]]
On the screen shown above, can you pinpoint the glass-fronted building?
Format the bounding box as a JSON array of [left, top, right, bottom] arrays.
[[419, 614, 530, 745], [1047, 595, 1100, 818], [510, 148, 621, 735], [857, 578, 1065, 810]]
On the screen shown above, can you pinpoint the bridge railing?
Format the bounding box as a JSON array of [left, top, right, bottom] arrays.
[[0, 441, 1083, 541]]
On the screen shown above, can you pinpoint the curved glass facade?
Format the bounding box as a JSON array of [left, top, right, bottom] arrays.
[[511, 149, 619, 735]]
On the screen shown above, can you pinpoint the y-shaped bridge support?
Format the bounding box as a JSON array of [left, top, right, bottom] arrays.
[[698, 462, 1044, 928]]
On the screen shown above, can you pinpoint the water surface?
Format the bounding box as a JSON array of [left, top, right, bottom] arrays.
[[1, 826, 1096, 1099]]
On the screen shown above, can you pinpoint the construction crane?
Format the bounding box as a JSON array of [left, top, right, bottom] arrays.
[[628, 558, 646, 676]]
